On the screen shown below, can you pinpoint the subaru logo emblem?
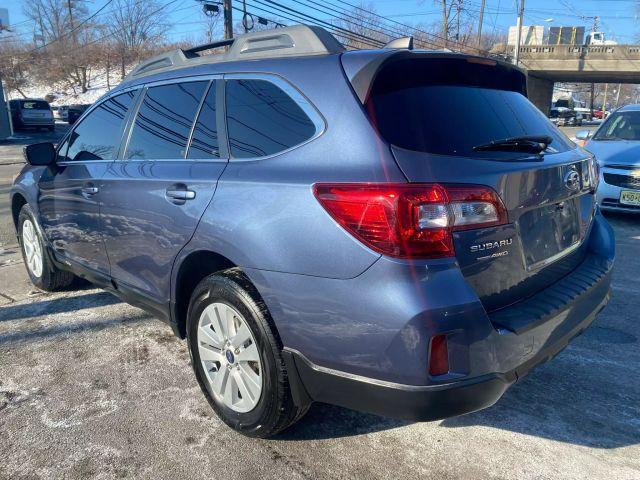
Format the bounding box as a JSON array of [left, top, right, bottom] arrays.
[[564, 168, 580, 192], [225, 350, 235, 364]]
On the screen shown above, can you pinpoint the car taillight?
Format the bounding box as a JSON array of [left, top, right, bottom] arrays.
[[313, 183, 507, 259], [429, 334, 449, 376]]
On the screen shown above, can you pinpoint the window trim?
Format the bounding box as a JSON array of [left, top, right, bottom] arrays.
[[56, 86, 142, 165], [223, 73, 326, 162], [121, 75, 228, 163]]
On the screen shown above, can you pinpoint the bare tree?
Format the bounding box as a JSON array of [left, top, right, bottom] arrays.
[[0, 43, 30, 98], [107, 0, 171, 78], [332, 3, 390, 50]]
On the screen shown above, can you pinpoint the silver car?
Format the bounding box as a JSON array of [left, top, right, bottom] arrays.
[[577, 104, 640, 212]]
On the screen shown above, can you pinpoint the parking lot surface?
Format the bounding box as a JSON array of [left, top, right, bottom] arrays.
[[0, 127, 638, 479]]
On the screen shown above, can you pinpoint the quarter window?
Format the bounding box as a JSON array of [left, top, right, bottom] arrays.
[[187, 82, 220, 159], [126, 81, 208, 160], [226, 79, 317, 158], [63, 91, 136, 161]]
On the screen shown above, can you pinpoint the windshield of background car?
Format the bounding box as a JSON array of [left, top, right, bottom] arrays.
[[365, 57, 572, 156], [20, 100, 50, 110], [593, 111, 640, 141]]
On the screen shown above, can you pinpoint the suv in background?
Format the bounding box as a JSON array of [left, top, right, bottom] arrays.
[[9, 99, 55, 131], [51, 105, 69, 122], [10, 25, 614, 438], [67, 103, 91, 124]]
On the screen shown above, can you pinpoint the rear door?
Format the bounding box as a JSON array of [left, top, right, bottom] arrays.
[[100, 77, 227, 308], [361, 55, 597, 311], [38, 90, 138, 277]]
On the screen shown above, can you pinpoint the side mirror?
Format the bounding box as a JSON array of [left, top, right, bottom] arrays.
[[575, 130, 593, 141], [23, 142, 56, 166]]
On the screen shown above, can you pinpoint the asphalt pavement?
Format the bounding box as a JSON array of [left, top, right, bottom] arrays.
[[0, 126, 638, 480]]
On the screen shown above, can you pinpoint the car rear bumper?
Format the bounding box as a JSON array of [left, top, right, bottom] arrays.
[[247, 211, 614, 419], [15, 119, 55, 127], [284, 285, 609, 421], [282, 237, 612, 420]]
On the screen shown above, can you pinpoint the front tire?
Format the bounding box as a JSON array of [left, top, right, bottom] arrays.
[[187, 268, 308, 438], [18, 204, 75, 291]]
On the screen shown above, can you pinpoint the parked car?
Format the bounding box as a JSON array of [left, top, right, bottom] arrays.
[[67, 103, 91, 124], [10, 25, 614, 438], [577, 104, 640, 212], [549, 106, 582, 126], [593, 109, 609, 120], [51, 105, 69, 122], [8, 99, 55, 131]]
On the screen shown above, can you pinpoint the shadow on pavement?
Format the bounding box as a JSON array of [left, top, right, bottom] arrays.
[[276, 402, 409, 440], [0, 291, 121, 322]]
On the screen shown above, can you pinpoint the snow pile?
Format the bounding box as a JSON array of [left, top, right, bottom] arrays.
[[7, 66, 130, 106]]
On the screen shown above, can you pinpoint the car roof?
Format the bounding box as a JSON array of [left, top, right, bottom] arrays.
[[618, 104, 640, 112]]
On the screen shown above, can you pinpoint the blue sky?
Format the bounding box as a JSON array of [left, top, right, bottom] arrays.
[[2, 0, 638, 45]]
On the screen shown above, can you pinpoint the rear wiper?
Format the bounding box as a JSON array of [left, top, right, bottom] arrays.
[[472, 135, 553, 153]]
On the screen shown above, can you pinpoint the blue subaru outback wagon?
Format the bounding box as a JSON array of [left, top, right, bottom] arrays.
[[11, 25, 614, 437]]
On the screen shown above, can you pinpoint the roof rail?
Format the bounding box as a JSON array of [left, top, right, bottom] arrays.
[[183, 38, 234, 58], [124, 25, 346, 81]]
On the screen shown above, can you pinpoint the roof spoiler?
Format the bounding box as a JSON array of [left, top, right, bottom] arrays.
[[383, 37, 414, 50]]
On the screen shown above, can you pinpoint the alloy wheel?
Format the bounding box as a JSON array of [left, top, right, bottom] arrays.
[[22, 219, 43, 278], [197, 302, 263, 413]]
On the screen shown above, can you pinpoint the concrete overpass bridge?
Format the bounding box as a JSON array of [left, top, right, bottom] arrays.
[[504, 45, 640, 114]]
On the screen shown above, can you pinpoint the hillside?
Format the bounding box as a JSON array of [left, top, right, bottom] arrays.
[[6, 66, 129, 107]]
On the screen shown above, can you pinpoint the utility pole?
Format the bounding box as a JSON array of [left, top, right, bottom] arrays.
[[455, 0, 461, 42], [602, 83, 609, 117], [614, 83, 622, 108], [477, 0, 486, 48], [590, 83, 595, 120], [223, 0, 233, 40], [67, 0, 77, 45], [513, 0, 525, 65], [441, 0, 448, 48]]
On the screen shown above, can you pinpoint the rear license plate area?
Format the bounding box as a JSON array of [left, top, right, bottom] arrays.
[[518, 198, 585, 270]]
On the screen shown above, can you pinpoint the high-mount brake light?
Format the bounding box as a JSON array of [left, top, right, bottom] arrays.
[[313, 183, 507, 259]]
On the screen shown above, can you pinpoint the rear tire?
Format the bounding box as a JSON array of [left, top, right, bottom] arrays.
[[18, 204, 75, 291], [187, 268, 309, 438]]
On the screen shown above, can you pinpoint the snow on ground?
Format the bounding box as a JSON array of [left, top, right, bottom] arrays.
[[7, 66, 131, 106]]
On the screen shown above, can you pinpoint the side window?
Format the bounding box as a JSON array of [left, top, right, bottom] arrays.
[[126, 81, 208, 160], [64, 91, 136, 161], [187, 82, 220, 159], [56, 138, 69, 163], [226, 79, 318, 158]]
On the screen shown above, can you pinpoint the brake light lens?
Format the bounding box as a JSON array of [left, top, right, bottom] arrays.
[[313, 183, 507, 259]]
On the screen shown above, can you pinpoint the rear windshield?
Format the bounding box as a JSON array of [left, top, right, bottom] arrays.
[[20, 100, 50, 110], [365, 58, 572, 156], [592, 110, 640, 141]]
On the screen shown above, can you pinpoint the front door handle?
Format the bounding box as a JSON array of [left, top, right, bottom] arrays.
[[81, 185, 99, 196], [166, 187, 196, 203]]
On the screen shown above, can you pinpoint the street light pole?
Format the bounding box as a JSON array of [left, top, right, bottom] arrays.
[[513, 0, 525, 66]]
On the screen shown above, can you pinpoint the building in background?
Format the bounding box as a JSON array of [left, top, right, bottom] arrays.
[[547, 26, 586, 45], [508, 25, 545, 46]]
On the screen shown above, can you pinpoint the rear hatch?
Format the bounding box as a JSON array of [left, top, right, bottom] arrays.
[[346, 53, 597, 312], [19, 100, 53, 122]]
